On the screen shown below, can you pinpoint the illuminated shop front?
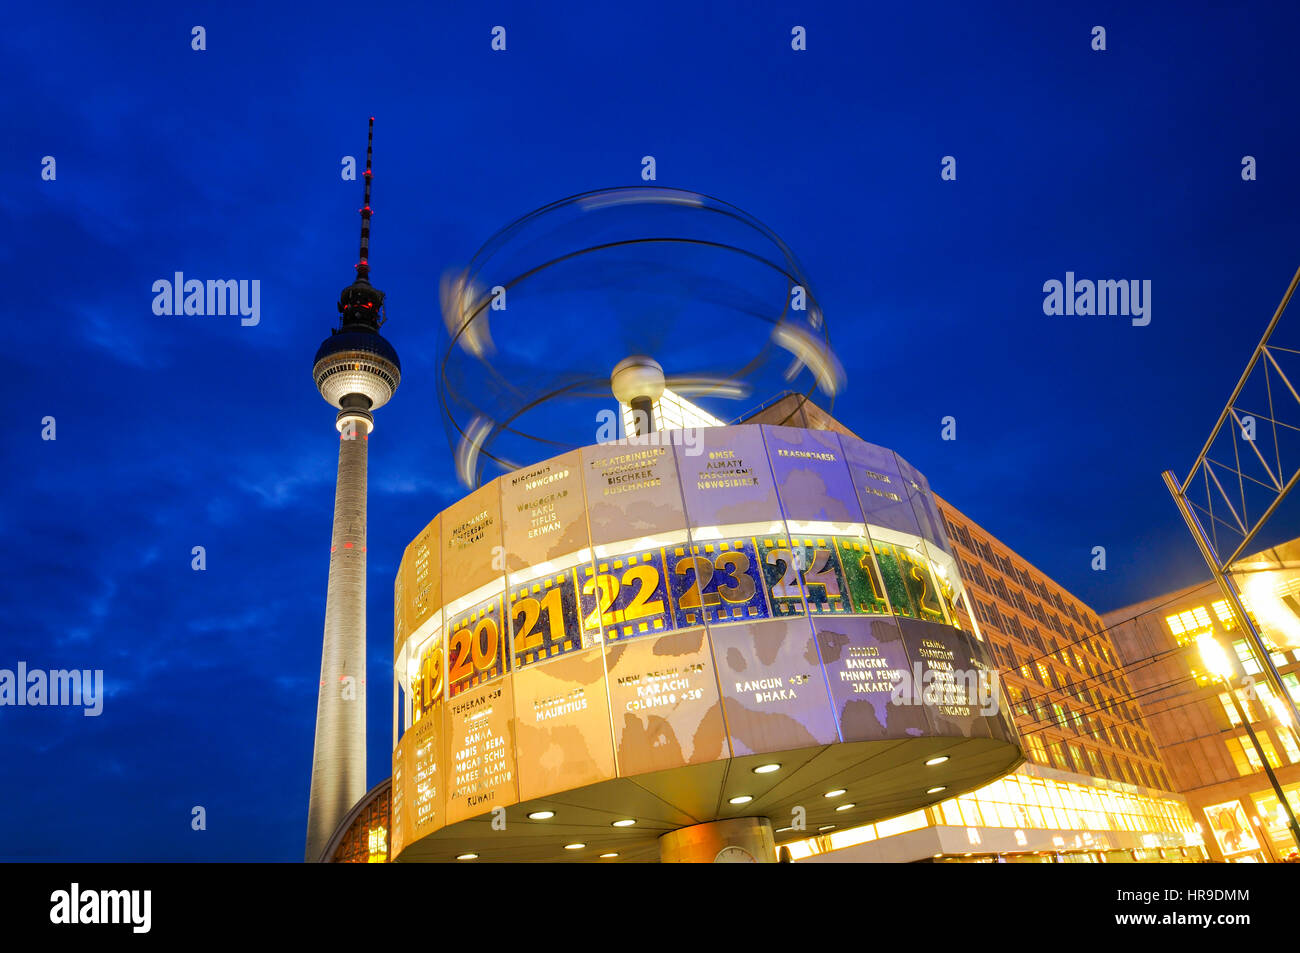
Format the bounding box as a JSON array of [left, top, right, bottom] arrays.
[[386, 423, 1022, 862], [786, 761, 1202, 863], [1251, 784, 1300, 861]]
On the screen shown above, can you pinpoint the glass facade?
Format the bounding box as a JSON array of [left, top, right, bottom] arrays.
[[788, 763, 1200, 861], [619, 386, 724, 434], [327, 780, 391, 864], [1252, 783, 1300, 860]]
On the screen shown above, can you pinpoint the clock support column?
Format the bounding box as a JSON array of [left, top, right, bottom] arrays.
[[658, 817, 777, 863]]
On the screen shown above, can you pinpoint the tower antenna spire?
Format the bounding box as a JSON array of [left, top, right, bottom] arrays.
[[335, 118, 384, 332], [357, 117, 374, 282]]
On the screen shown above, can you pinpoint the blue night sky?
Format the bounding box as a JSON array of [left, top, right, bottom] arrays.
[[4, 1, 1300, 860]]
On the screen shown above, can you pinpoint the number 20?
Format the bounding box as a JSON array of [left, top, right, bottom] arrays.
[[449, 616, 499, 684]]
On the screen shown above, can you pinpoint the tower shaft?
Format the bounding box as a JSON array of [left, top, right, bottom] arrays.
[[305, 422, 370, 862]]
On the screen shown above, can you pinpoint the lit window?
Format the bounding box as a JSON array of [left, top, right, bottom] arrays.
[[939, 799, 963, 827], [367, 826, 388, 862], [1025, 735, 1048, 764], [1212, 601, 1234, 626], [875, 810, 928, 837], [1285, 673, 1300, 702], [1278, 730, 1300, 765], [1229, 737, 1263, 775], [1048, 742, 1067, 771], [827, 826, 878, 851], [1233, 641, 1263, 675]]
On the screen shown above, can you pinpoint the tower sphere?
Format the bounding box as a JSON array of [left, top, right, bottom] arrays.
[[312, 330, 402, 412]]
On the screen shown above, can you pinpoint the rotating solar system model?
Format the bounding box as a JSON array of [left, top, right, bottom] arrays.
[[387, 187, 1020, 863]]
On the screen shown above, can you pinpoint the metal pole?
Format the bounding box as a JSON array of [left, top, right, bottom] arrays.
[[1223, 684, 1300, 854], [1162, 470, 1300, 732]]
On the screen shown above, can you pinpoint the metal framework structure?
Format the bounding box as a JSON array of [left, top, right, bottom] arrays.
[[435, 186, 842, 488], [1163, 263, 1300, 852], [1176, 264, 1300, 570]]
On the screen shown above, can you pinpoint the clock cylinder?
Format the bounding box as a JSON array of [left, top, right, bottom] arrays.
[[659, 817, 777, 863]]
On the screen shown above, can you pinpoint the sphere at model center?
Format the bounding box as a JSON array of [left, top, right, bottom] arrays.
[[610, 355, 666, 404]]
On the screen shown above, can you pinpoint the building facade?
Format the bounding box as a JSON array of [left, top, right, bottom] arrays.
[[1104, 563, 1300, 863]]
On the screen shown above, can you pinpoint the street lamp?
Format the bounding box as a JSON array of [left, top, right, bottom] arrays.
[[1197, 633, 1233, 681], [1197, 633, 1300, 855]]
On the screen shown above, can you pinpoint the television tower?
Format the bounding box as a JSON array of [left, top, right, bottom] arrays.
[[305, 118, 401, 862]]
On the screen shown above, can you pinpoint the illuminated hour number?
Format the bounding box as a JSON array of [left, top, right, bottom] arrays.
[[582, 574, 618, 630], [472, 616, 499, 670], [903, 556, 945, 622], [670, 543, 766, 627], [581, 552, 672, 640], [834, 537, 889, 615], [765, 549, 801, 598], [714, 551, 756, 604], [787, 541, 848, 615], [676, 557, 721, 610], [758, 543, 806, 617], [417, 643, 443, 712], [860, 554, 886, 603], [447, 597, 505, 695], [513, 597, 541, 652], [448, 628, 473, 684], [938, 577, 965, 630], [804, 549, 842, 598], [512, 585, 568, 662], [622, 565, 665, 622], [873, 543, 916, 618], [857, 552, 890, 614]]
